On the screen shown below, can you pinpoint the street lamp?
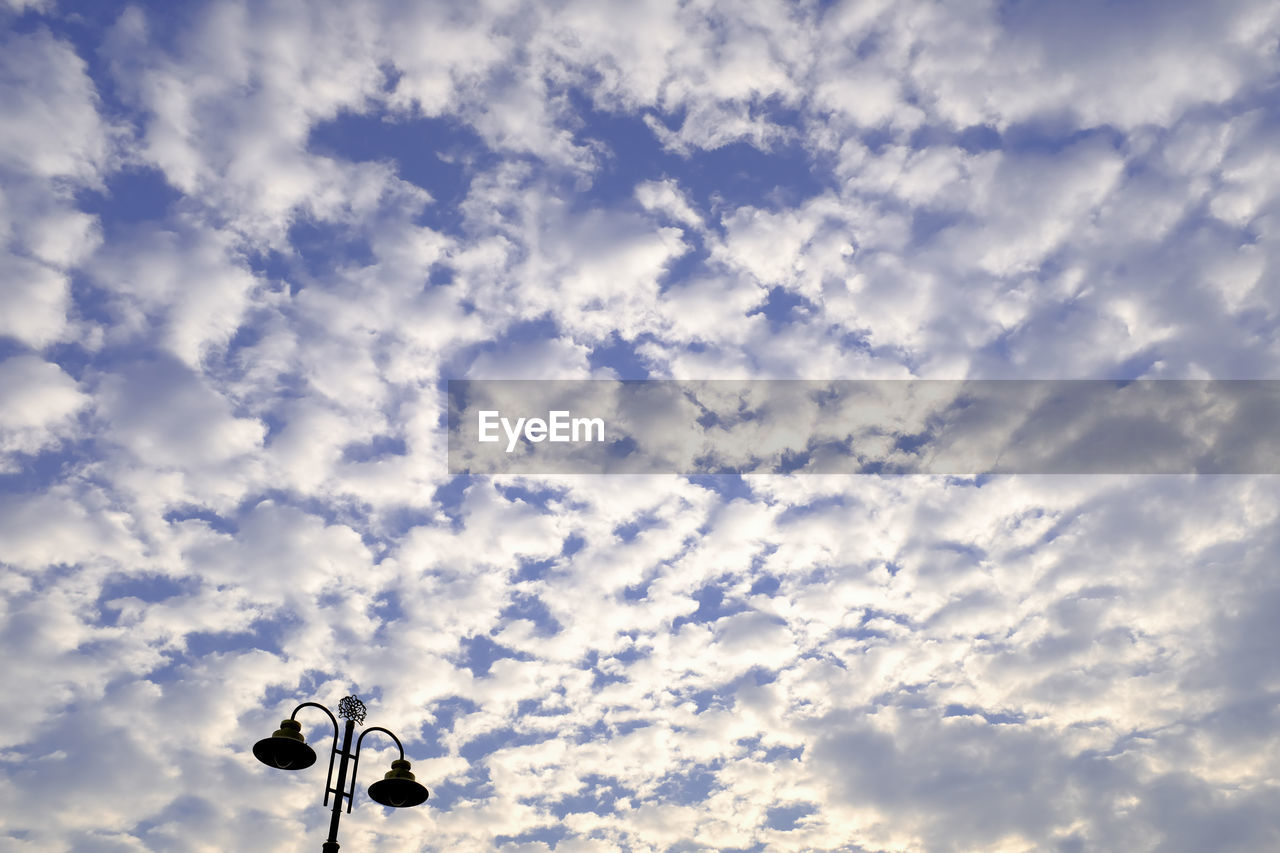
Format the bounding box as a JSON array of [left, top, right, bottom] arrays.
[[253, 695, 429, 852]]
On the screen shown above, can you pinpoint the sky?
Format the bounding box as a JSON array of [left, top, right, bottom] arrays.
[[2, 0, 1280, 851]]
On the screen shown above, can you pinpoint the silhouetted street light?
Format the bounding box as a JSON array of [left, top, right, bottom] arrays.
[[254, 695, 429, 852]]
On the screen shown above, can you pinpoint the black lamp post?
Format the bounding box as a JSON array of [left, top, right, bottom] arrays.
[[253, 695, 429, 852]]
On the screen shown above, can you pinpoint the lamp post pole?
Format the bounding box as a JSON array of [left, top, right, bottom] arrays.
[[322, 713, 356, 853], [253, 694, 430, 852]]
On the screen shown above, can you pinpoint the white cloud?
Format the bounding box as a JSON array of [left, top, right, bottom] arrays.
[[90, 222, 264, 367], [0, 356, 87, 467], [0, 29, 109, 181], [0, 255, 76, 349], [0, 28, 111, 351]]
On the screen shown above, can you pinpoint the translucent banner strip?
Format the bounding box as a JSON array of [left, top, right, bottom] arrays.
[[447, 380, 1280, 475]]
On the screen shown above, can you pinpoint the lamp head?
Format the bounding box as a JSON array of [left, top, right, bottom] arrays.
[[368, 759, 429, 808], [253, 719, 318, 770]]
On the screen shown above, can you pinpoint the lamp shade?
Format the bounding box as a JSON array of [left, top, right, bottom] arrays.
[[253, 719, 318, 770], [368, 759, 429, 808]]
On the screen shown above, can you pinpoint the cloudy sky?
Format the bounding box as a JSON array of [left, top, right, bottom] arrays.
[[3, 0, 1280, 850]]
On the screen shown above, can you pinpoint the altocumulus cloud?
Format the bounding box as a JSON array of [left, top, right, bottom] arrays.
[[2, 0, 1280, 851]]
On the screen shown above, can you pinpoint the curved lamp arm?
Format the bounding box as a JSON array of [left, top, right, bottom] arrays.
[[290, 702, 341, 806], [290, 701, 340, 733], [355, 726, 406, 759], [345, 726, 407, 812]]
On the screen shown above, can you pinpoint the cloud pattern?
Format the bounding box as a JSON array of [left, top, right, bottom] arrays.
[[2, 0, 1280, 850]]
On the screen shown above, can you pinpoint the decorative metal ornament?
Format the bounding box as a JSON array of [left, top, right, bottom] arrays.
[[337, 695, 367, 725]]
